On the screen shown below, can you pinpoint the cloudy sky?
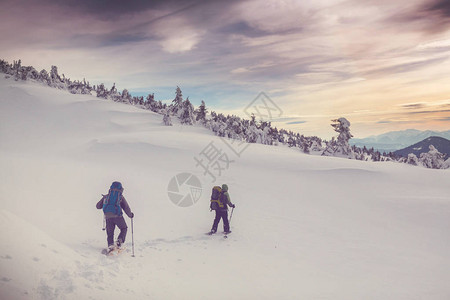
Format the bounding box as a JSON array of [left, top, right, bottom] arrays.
[[1, 0, 449, 138]]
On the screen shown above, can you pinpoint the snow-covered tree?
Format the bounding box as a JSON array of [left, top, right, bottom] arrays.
[[297, 135, 311, 153], [179, 97, 195, 125], [170, 86, 183, 116], [286, 132, 297, 148], [195, 100, 208, 124], [310, 137, 324, 153], [39, 69, 51, 85], [371, 151, 381, 162], [406, 153, 419, 166], [322, 118, 354, 158], [258, 121, 273, 145], [245, 114, 261, 143], [136, 96, 145, 106], [68, 80, 82, 94], [107, 83, 119, 101], [49, 66, 66, 89], [163, 110, 172, 126], [226, 115, 245, 140], [0, 59, 11, 74], [96, 83, 108, 99], [120, 89, 132, 104], [210, 113, 228, 137], [12, 59, 22, 80], [419, 145, 448, 169], [28, 67, 40, 80], [444, 158, 450, 169], [322, 138, 335, 156], [145, 93, 157, 112]]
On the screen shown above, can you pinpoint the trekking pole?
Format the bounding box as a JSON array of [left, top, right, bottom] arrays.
[[101, 194, 107, 231], [131, 217, 135, 257], [229, 207, 234, 226]]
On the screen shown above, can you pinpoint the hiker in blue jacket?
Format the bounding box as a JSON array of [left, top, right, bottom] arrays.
[[211, 184, 235, 234], [96, 182, 134, 250]]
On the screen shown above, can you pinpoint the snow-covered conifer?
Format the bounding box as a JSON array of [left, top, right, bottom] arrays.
[[39, 69, 51, 85], [419, 145, 447, 169], [0, 59, 10, 74], [179, 97, 195, 125], [371, 151, 381, 162], [136, 96, 144, 106], [406, 153, 419, 166], [298, 135, 312, 153], [108, 83, 119, 101], [322, 118, 354, 158], [163, 110, 173, 126], [96, 83, 108, 99], [322, 138, 336, 156], [12, 60, 22, 80], [228, 116, 244, 140], [145, 93, 157, 112], [310, 137, 324, 153], [444, 158, 450, 169], [195, 100, 208, 124], [287, 132, 297, 148], [120, 89, 132, 104], [170, 86, 183, 116], [246, 114, 260, 143], [26, 66, 40, 80], [50, 66, 65, 89]]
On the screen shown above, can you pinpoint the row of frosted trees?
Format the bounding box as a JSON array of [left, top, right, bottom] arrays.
[[1, 59, 448, 169]]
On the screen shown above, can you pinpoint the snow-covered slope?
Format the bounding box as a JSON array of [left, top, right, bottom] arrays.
[[1, 77, 449, 300]]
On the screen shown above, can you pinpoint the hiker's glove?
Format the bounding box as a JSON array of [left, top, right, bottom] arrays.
[[130, 212, 134, 218], [231, 204, 236, 208]]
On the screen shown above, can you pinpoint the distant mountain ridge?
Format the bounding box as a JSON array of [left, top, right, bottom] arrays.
[[350, 129, 450, 153], [394, 136, 450, 159]]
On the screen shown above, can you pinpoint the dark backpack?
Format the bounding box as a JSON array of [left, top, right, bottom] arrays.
[[103, 181, 123, 216], [210, 186, 223, 210]]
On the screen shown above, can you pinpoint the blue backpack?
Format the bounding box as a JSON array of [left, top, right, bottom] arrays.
[[103, 181, 123, 216]]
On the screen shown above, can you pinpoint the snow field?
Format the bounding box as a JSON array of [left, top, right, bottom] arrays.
[[1, 77, 449, 299]]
